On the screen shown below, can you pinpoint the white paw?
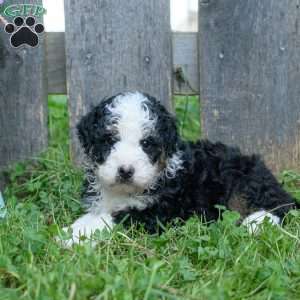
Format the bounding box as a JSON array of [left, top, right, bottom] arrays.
[[56, 213, 114, 247], [242, 210, 280, 234]]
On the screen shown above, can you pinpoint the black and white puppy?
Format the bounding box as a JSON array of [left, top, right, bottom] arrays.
[[63, 92, 298, 245]]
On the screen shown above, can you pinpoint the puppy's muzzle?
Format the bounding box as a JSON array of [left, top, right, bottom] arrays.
[[117, 165, 135, 183]]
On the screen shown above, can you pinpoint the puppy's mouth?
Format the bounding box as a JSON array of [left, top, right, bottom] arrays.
[[116, 176, 133, 185], [109, 181, 145, 194]]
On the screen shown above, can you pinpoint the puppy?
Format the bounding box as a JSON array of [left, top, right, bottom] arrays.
[[62, 92, 298, 245]]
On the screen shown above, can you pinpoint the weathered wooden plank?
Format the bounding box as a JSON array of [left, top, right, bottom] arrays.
[[0, 0, 48, 176], [64, 0, 173, 162], [46, 32, 66, 94], [173, 32, 199, 95], [45, 32, 199, 95], [199, 0, 300, 173]]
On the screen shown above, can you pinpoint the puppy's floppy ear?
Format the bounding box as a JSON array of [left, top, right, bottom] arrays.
[[155, 104, 180, 158], [77, 107, 98, 156], [143, 93, 180, 158], [77, 95, 118, 158], [77, 101, 107, 156], [144, 94, 186, 180], [159, 111, 179, 157]]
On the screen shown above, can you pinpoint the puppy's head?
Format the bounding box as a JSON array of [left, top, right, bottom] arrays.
[[77, 92, 183, 194]]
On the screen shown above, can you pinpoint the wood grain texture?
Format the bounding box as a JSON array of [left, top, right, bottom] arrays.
[[199, 0, 300, 173], [0, 0, 47, 174], [64, 0, 172, 163], [46, 32, 66, 94], [46, 32, 199, 96], [45, 32, 199, 95]]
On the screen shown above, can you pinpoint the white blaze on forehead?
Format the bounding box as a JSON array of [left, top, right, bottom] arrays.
[[97, 92, 159, 192], [107, 92, 156, 141]]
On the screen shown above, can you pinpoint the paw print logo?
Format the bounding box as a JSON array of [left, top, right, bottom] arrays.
[[4, 16, 44, 48]]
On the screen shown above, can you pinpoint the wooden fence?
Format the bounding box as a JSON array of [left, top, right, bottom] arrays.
[[0, 0, 300, 189]]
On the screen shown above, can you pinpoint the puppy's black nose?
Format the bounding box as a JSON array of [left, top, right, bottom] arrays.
[[118, 165, 135, 181]]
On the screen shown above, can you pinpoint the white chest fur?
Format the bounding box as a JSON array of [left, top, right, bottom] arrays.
[[89, 187, 152, 215], [60, 187, 153, 247]]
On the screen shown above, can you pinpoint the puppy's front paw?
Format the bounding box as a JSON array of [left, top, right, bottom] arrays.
[[56, 226, 87, 248], [242, 210, 280, 234], [56, 213, 114, 247]]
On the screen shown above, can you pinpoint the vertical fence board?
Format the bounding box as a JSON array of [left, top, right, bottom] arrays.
[[45, 32, 199, 96], [64, 0, 172, 163], [0, 0, 47, 180], [173, 32, 199, 95], [46, 32, 66, 94], [199, 0, 300, 172]]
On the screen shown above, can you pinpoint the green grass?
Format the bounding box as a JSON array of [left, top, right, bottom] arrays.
[[175, 96, 201, 141], [0, 96, 300, 300]]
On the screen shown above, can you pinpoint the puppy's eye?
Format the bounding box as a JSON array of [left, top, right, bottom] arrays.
[[103, 133, 118, 145], [141, 137, 156, 149], [141, 140, 150, 148], [106, 137, 115, 145]]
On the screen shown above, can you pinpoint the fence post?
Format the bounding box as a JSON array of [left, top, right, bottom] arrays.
[[199, 0, 300, 173], [0, 0, 48, 188], [64, 0, 172, 163]]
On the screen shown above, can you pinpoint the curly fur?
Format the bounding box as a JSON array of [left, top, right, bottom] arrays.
[[63, 92, 299, 244]]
